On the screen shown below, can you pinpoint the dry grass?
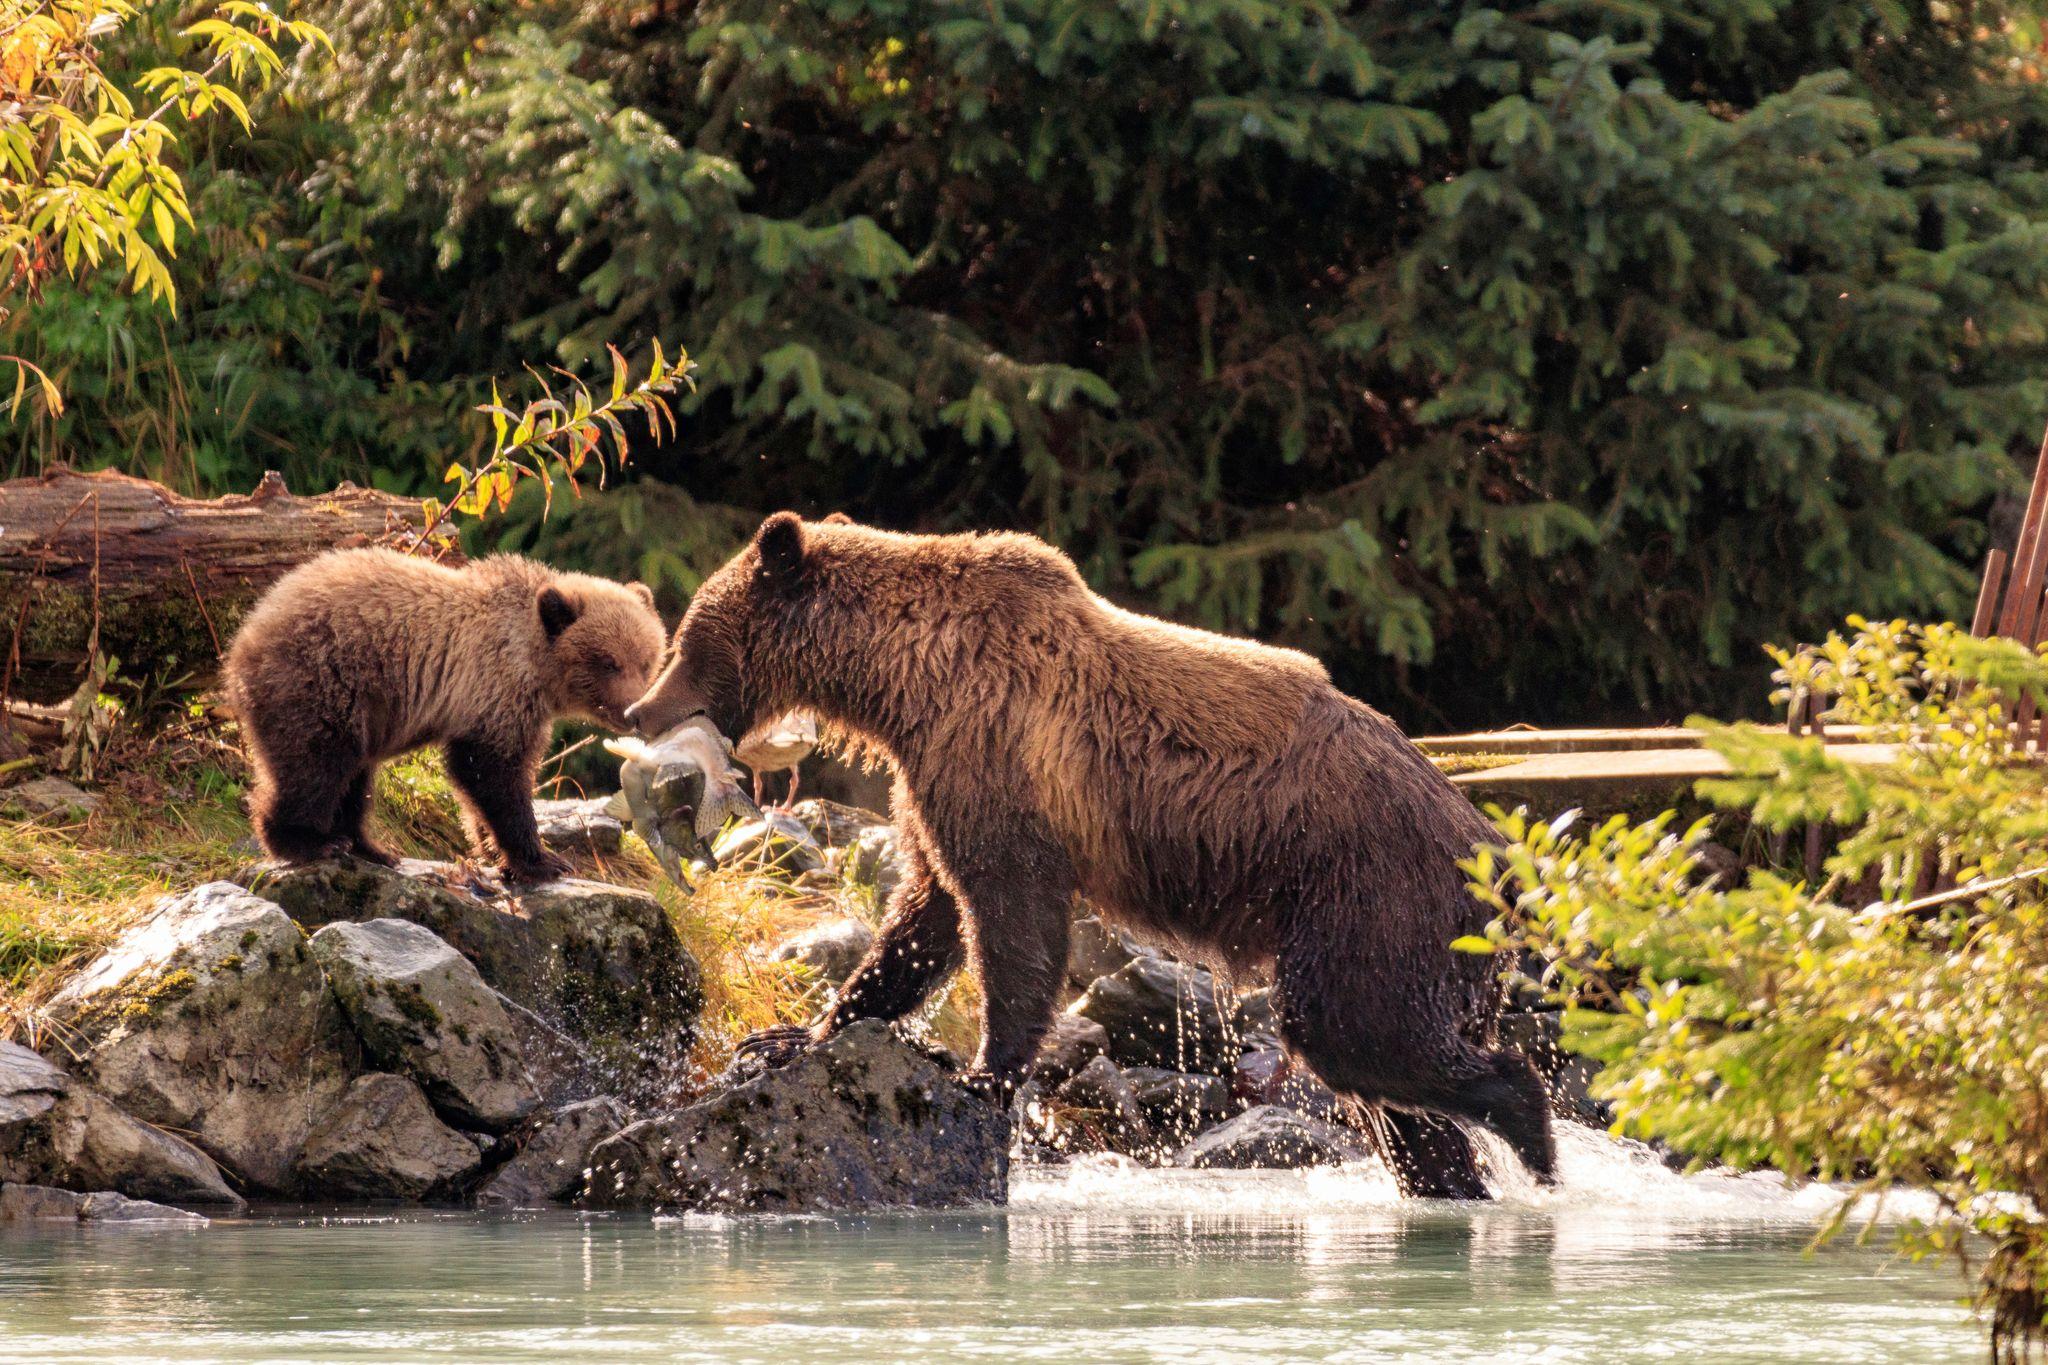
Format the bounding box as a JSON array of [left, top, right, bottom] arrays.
[[0, 714, 970, 1079]]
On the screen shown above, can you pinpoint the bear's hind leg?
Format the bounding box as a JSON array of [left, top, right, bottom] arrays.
[[1354, 1104, 1491, 1201], [249, 735, 357, 864], [1428, 1049, 1558, 1188]]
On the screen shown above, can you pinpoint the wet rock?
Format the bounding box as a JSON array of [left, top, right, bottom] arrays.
[[294, 1073, 484, 1201], [477, 1097, 633, 1208], [584, 1020, 1008, 1213], [787, 799, 889, 850], [0, 776, 99, 821], [1048, 1055, 1150, 1153], [1071, 955, 1240, 1075], [1231, 1046, 1288, 1105], [1231, 1045, 1349, 1124], [532, 798, 625, 856], [1122, 1066, 1236, 1143], [0, 1043, 242, 1210], [1031, 1012, 1109, 1090], [1231, 988, 1281, 1047], [40, 882, 354, 1192], [310, 919, 540, 1131], [712, 813, 824, 874], [763, 917, 875, 985], [0, 1183, 208, 1223], [1175, 1106, 1369, 1170], [1065, 913, 1137, 993], [841, 824, 905, 902], [239, 860, 702, 1097]]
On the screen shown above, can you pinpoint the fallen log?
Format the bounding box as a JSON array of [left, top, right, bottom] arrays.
[[0, 468, 441, 703]]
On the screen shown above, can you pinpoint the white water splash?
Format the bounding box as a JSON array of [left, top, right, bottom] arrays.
[[1012, 1122, 1942, 1228]]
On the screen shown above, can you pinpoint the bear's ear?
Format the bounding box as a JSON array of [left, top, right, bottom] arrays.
[[820, 511, 853, 526], [630, 582, 657, 609], [754, 511, 806, 583], [538, 585, 580, 640]]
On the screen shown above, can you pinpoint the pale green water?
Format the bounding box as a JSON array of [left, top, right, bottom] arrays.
[[0, 1130, 1981, 1363]]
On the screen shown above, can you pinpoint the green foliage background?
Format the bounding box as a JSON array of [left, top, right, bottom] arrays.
[[14, 0, 2048, 727]]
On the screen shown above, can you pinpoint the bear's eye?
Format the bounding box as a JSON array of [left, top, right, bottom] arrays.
[[598, 655, 622, 675]]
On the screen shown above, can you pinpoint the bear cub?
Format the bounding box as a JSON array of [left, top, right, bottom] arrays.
[[223, 547, 664, 881]]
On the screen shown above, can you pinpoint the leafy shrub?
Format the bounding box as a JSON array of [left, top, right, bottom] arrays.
[[1468, 619, 2048, 1358]]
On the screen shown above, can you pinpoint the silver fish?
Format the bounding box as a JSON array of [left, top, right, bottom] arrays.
[[604, 717, 760, 885]]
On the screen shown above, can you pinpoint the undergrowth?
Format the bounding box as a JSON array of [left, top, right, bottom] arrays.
[[0, 713, 976, 1079]]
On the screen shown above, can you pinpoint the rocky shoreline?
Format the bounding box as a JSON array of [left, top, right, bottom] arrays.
[[2, 798, 1596, 1221]]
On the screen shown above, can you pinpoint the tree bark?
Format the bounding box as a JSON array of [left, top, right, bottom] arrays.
[[0, 468, 442, 702]]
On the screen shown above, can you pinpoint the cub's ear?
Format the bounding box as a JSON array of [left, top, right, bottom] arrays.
[[820, 511, 853, 525], [538, 585, 580, 639], [630, 582, 657, 609], [754, 511, 806, 582]]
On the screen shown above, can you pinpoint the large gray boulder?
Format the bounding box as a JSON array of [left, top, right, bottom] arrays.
[[1048, 1054, 1150, 1155], [0, 1182, 208, 1223], [1122, 1066, 1236, 1143], [1175, 1105, 1370, 1170], [0, 1042, 242, 1210], [1065, 913, 1138, 993], [787, 799, 889, 850], [39, 882, 355, 1191], [712, 813, 824, 874], [239, 860, 702, 1098], [1071, 955, 1240, 1074], [310, 919, 540, 1131], [293, 1073, 484, 1200], [532, 798, 625, 856], [840, 824, 905, 902], [0, 777, 99, 821], [584, 1021, 1008, 1213], [1029, 1012, 1109, 1090], [763, 917, 875, 985], [476, 1097, 633, 1208]]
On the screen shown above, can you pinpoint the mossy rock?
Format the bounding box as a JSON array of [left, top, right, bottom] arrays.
[[239, 859, 702, 1104]]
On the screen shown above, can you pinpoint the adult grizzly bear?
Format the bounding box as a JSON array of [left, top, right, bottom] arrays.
[[224, 548, 665, 882], [626, 514, 1553, 1197]]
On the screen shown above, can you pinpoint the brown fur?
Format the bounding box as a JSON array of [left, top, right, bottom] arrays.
[[628, 514, 1556, 1198], [223, 548, 664, 880]]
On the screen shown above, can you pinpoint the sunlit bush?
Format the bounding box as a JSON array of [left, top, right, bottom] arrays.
[[1467, 619, 2048, 1360]]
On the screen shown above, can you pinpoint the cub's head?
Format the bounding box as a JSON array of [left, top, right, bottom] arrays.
[[538, 574, 667, 731], [626, 511, 835, 740]]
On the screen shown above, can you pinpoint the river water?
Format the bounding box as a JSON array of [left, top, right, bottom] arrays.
[[0, 1126, 1979, 1362]]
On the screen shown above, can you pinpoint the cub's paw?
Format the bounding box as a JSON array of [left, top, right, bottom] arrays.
[[503, 850, 574, 886], [728, 1024, 817, 1080]]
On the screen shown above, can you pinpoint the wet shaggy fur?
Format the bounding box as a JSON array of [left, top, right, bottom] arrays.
[[224, 548, 665, 881], [627, 513, 1555, 1198]]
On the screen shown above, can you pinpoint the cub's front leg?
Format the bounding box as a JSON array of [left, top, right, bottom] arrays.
[[443, 733, 569, 883]]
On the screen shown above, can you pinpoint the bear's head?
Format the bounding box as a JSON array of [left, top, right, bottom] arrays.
[[625, 511, 838, 741], [538, 574, 667, 731]]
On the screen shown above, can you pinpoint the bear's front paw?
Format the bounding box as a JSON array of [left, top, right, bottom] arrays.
[[728, 1023, 816, 1080]]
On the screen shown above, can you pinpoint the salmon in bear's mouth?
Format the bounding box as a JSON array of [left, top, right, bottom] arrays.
[[605, 717, 757, 878]]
